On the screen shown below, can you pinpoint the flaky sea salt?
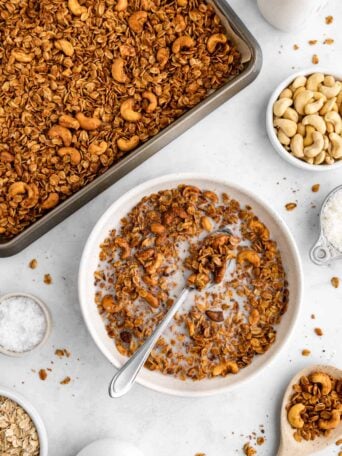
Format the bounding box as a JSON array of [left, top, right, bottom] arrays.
[[322, 189, 342, 252], [0, 296, 47, 353]]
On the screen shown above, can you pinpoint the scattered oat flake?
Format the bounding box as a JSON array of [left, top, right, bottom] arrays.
[[311, 184, 320, 193], [302, 349, 311, 357], [308, 40, 317, 45], [314, 327, 323, 336], [38, 368, 47, 381], [324, 38, 334, 45], [312, 54, 319, 65], [285, 203, 297, 211], [331, 277, 340, 288], [293, 44, 299, 50], [29, 259, 38, 269], [325, 15, 333, 24], [243, 443, 256, 456], [60, 376, 71, 385], [43, 273, 52, 284]]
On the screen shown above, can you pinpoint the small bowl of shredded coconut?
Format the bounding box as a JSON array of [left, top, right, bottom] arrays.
[[0, 293, 51, 356], [310, 185, 342, 265]]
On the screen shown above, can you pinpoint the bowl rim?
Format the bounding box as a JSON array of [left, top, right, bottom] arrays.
[[266, 67, 342, 172], [0, 292, 52, 357], [0, 386, 48, 455], [78, 172, 303, 397]]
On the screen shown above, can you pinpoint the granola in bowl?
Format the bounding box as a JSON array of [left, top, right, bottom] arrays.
[[94, 184, 289, 381], [0, 0, 242, 239]]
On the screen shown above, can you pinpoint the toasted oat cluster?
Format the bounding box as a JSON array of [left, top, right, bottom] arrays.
[[287, 372, 342, 442], [0, 0, 242, 238], [94, 185, 288, 381]]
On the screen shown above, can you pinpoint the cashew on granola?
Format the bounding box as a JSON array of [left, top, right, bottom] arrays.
[[58, 147, 81, 165], [318, 410, 341, 430], [59, 115, 80, 130], [117, 136, 140, 152], [115, 237, 131, 259], [68, 0, 87, 16], [207, 33, 227, 53], [309, 372, 332, 395], [156, 47, 169, 67], [120, 98, 142, 122], [8, 182, 39, 209], [288, 403, 306, 429], [111, 58, 128, 83], [138, 288, 159, 308], [12, 50, 34, 63], [75, 112, 102, 130], [48, 125, 72, 146], [142, 91, 158, 113], [88, 141, 108, 155], [237, 250, 261, 267], [41, 193, 59, 210], [172, 36, 194, 53], [115, 0, 128, 11], [212, 361, 239, 376], [55, 39, 74, 56], [128, 11, 148, 33]]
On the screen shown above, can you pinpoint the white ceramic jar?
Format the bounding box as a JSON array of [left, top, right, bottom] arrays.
[[257, 0, 328, 32]]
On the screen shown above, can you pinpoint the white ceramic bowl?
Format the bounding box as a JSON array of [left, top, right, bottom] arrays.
[[0, 386, 48, 455], [79, 173, 303, 397], [0, 292, 52, 357], [266, 68, 342, 172]]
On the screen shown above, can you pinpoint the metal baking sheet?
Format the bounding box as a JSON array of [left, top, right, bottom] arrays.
[[0, 0, 262, 257]]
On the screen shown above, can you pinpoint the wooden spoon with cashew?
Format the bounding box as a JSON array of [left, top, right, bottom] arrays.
[[278, 365, 342, 455]]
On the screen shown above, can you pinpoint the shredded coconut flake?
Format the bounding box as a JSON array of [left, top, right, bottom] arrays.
[[0, 296, 47, 353], [322, 189, 342, 252]]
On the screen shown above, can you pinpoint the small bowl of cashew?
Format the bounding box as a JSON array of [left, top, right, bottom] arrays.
[[266, 68, 342, 171]]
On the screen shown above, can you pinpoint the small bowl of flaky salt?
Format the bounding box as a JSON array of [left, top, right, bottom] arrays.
[[0, 293, 51, 356]]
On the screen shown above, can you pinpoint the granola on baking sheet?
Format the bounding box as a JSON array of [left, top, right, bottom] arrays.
[[94, 185, 288, 381]]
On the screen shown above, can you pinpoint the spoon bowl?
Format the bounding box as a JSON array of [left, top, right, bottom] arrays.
[[278, 365, 342, 455]]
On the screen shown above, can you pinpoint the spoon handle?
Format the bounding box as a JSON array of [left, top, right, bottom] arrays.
[[108, 287, 190, 398]]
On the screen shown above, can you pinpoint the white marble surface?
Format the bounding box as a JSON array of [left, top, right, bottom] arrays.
[[1, 1, 342, 455]]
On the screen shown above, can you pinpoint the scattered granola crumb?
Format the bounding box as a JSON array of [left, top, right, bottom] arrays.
[[308, 40, 317, 45], [256, 437, 265, 446], [311, 184, 320, 193], [314, 327, 323, 336], [324, 38, 334, 45], [336, 438, 342, 445], [38, 369, 47, 381], [311, 314, 316, 319], [302, 349, 311, 357], [194, 453, 206, 456], [293, 44, 299, 50], [55, 348, 71, 358], [43, 273, 52, 285], [243, 443, 256, 456], [28, 259, 38, 269], [60, 376, 71, 385], [325, 15, 333, 24], [312, 54, 319, 65], [285, 202, 297, 211], [331, 277, 340, 288]]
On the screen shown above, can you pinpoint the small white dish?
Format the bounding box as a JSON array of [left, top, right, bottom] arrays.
[[0, 292, 52, 357], [0, 386, 48, 456], [79, 173, 303, 397], [266, 68, 342, 172]]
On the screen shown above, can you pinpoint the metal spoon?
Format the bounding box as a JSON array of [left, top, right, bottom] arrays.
[[278, 364, 342, 455], [108, 228, 233, 398]]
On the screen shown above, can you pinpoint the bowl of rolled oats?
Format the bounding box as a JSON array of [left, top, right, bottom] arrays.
[[79, 174, 303, 396], [0, 386, 48, 455]]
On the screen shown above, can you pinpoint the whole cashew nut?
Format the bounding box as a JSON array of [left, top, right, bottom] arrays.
[[117, 136, 140, 152], [120, 98, 142, 122], [138, 288, 159, 308], [206, 33, 227, 53], [115, 0, 128, 11], [320, 97, 337, 116], [293, 86, 305, 100], [8, 182, 39, 209], [303, 126, 315, 146], [290, 134, 304, 158], [212, 361, 239, 376], [55, 39, 74, 57], [291, 76, 307, 90], [329, 132, 342, 159], [12, 50, 34, 63], [325, 111, 342, 134], [174, 14, 186, 33], [68, 0, 87, 16], [305, 93, 326, 115], [318, 410, 341, 430], [319, 81, 342, 99], [294, 90, 313, 115], [324, 75, 336, 87], [156, 48, 169, 68], [58, 147, 81, 165], [48, 125, 72, 146], [302, 114, 327, 134], [237, 250, 261, 267], [306, 73, 324, 91], [128, 11, 148, 33], [309, 372, 332, 395], [288, 403, 305, 429], [315, 150, 326, 164], [142, 91, 158, 113], [75, 112, 102, 130], [115, 237, 131, 259], [273, 98, 293, 117], [273, 118, 297, 137], [88, 141, 108, 155], [111, 58, 128, 83], [41, 192, 59, 210], [59, 115, 80, 130], [304, 131, 324, 158], [283, 107, 299, 123], [279, 88, 293, 99], [172, 36, 194, 53], [278, 130, 290, 146]]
